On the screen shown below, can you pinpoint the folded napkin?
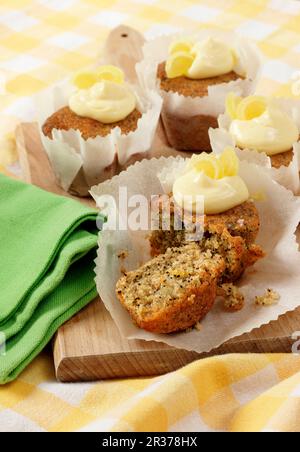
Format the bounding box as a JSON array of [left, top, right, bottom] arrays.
[[0, 174, 100, 384]]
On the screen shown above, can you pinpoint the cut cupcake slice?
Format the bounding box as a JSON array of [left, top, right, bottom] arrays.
[[150, 196, 264, 283], [152, 149, 265, 282], [116, 243, 225, 334]]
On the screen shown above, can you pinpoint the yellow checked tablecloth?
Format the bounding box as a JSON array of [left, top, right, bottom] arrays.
[[1, 0, 300, 432], [2, 352, 300, 432]]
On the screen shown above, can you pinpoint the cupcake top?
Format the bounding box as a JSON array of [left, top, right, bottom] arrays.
[[69, 65, 137, 124], [165, 37, 239, 80], [225, 94, 299, 156], [172, 148, 249, 215]]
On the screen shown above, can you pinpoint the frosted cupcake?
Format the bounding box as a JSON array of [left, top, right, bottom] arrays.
[[91, 149, 300, 351], [150, 148, 264, 285], [136, 31, 262, 153], [43, 68, 141, 141], [214, 93, 300, 193], [38, 65, 162, 196], [223, 93, 300, 168]]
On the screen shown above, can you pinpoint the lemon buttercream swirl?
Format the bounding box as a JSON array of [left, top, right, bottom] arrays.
[[226, 94, 299, 155], [166, 37, 236, 80], [173, 148, 249, 215], [69, 66, 136, 123]]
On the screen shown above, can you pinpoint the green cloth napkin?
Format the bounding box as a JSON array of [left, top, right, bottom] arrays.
[[0, 174, 100, 384]]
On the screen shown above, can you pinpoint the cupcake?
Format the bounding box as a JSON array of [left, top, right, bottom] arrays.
[[150, 148, 264, 284], [136, 31, 262, 153], [38, 65, 162, 196], [115, 150, 266, 333], [92, 150, 300, 352], [116, 244, 225, 334], [214, 93, 300, 193]]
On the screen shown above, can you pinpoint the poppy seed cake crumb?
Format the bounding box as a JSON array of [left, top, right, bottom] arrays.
[[255, 289, 280, 306], [116, 243, 225, 334], [218, 283, 245, 312], [118, 250, 129, 260]]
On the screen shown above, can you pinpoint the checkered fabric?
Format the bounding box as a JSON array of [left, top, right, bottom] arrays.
[[1, 0, 300, 432], [1, 0, 300, 144], [1, 353, 300, 432]]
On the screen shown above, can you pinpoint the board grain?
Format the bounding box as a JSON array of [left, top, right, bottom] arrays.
[[15, 25, 300, 382]]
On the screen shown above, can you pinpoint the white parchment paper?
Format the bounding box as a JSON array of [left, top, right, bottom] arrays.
[[91, 156, 300, 353], [136, 30, 262, 118]]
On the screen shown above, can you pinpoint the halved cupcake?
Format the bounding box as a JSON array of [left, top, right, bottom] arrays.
[[116, 244, 225, 334], [150, 148, 264, 283], [115, 149, 264, 333], [93, 148, 300, 345]]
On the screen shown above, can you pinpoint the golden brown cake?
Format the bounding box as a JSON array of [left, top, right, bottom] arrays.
[[157, 62, 243, 152], [116, 244, 225, 334], [42, 106, 142, 140], [270, 150, 294, 169], [149, 196, 264, 282], [158, 62, 242, 98]]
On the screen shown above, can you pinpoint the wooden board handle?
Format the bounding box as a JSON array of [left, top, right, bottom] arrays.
[[101, 25, 145, 83]]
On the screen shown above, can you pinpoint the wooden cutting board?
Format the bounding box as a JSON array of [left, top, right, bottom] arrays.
[[15, 25, 300, 383]]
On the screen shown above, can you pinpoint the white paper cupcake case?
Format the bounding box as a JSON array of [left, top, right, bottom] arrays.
[[91, 156, 300, 354], [136, 30, 263, 118], [35, 79, 162, 195], [214, 97, 300, 194]]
